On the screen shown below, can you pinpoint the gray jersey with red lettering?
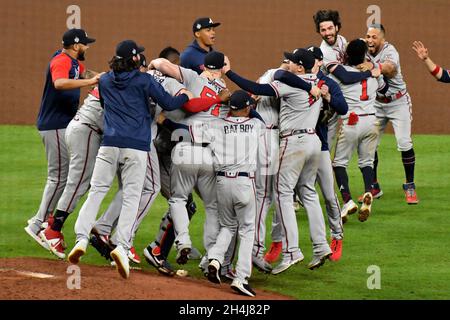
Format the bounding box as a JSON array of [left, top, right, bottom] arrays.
[[366, 42, 407, 96], [270, 74, 323, 131], [179, 67, 228, 124]]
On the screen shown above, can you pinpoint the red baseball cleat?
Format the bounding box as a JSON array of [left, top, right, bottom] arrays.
[[40, 226, 66, 259], [403, 183, 419, 204], [264, 241, 282, 263], [128, 246, 141, 264], [329, 238, 343, 261]]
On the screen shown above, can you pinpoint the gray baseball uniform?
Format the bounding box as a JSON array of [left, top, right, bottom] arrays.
[[169, 67, 226, 253], [320, 34, 348, 149], [193, 116, 266, 285], [252, 68, 282, 259], [366, 42, 413, 152], [271, 74, 331, 265], [332, 66, 384, 169]]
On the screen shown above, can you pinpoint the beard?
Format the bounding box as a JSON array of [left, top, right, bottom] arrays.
[[77, 51, 86, 61], [324, 34, 337, 46]]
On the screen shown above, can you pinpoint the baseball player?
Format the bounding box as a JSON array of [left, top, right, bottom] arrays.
[[412, 41, 450, 83], [67, 40, 195, 279], [313, 10, 374, 149], [195, 90, 266, 297], [359, 24, 419, 204], [331, 39, 388, 223], [274, 45, 348, 260], [224, 49, 333, 273], [24, 28, 101, 251], [147, 51, 237, 271], [181, 17, 221, 74]]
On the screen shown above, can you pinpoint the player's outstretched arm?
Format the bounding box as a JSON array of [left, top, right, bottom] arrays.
[[331, 65, 372, 84], [225, 70, 277, 96], [273, 70, 320, 98], [149, 58, 182, 82], [413, 41, 450, 83]]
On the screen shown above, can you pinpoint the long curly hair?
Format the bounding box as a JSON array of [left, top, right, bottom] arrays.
[[313, 10, 342, 33]]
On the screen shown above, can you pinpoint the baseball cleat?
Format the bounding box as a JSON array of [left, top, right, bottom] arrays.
[[39, 226, 66, 259], [252, 255, 273, 273], [221, 268, 237, 283], [329, 238, 343, 262], [143, 247, 175, 277], [358, 192, 373, 222], [90, 233, 113, 261], [271, 253, 304, 275], [307, 250, 332, 270], [264, 241, 282, 263], [176, 247, 191, 265], [128, 247, 141, 264], [68, 238, 89, 264], [403, 183, 419, 204], [207, 259, 222, 284], [24, 225, 50, 251], [231, 279, 256, 297], [358, 188, 383, 203], [110, 245, 130, 279], [340, 199, 358, 223]]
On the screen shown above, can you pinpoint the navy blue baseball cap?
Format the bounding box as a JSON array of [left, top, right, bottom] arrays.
[[284, 48, 316, 69], [193, 17, 221, 33], [115, 40, 145, 59], [204, 51, 225, 70], [62, 28, 95, 46], [229, 90, 256, 110], [305, 46, 324, 61]]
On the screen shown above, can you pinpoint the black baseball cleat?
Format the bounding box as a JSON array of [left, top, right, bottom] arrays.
[[90, 233, 113, 261], [176, 247, 191, 265], [207, 259, 222, 284], [143, 247, 175, 277]]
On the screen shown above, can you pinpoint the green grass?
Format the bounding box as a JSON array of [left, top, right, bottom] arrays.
[[1, 125, 450, 299]]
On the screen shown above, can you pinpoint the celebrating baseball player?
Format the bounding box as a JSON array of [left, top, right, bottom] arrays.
[[360, 24, 419, 204], [25, 28, 101, 253], [412, 41, 450, 83]]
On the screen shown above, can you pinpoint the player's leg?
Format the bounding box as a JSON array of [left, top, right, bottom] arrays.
[[356, 116, 380, 222], [316, 150, 343, 261], [327, 113, 340, 152], [41, 123, 101, 258], [297, 137, 332, 269], [272, 136, 305, 274], [389, 95, 418, 204], [372, 108, 389, 196], [26, 129, 69, 248], [333, 122, 359, 222], [68, 146, 119, 264]]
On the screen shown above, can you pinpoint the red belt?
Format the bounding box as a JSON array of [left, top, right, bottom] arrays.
[[376, 91, 406, 103]]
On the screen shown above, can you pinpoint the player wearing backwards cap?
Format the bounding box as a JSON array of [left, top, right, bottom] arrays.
[[359, 24, 419, 205], [181, 17, 221, 74], [67, 40, 217, 279], [412, 41, 450, 83], [331, 39, 388, 223], [224, 49, 334, 273], [148, 51, 238, 274], [274, 45, 348, 260], [24, 28, 102, 251]]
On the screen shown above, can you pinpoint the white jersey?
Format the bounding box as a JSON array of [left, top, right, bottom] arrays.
[[148, 70, 187, 141], [179, 66, 228, 124], [75, 90, 104, 132], [270, 73, 323, 132], [366, 42, 407, 96], [190, 117, 266, 173], [256, 68, 280, 128], [320, 34, 347, 74], [330, 65, 386, 117]]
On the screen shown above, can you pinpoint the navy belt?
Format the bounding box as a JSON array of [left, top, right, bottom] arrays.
[[217, 171, 253, 178], [191, 142, 209, 147], [280, 128, 315, 138]]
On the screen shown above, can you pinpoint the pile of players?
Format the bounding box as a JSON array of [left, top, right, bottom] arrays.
[[25, 9, 448, 297]]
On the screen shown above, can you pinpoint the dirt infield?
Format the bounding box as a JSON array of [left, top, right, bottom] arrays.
[[0, 257, 292, 300]]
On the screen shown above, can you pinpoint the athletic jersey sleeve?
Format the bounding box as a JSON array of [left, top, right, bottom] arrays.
[[439, 69, 450, 83], [331, 65, 372, 85], [382, 45, 400, 70], [273, 70, 313, 91], [226, 70, 277, 96], [324, 76, 348, 115], [162, 76, 186, 96], [179, 66, 200, 89], [269, 80, 296, 98], [50, 55, 72, 82], [146, 74, 189, 111]]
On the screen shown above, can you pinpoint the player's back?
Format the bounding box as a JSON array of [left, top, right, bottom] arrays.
[[330, 65, 382, 115], [179, 67, 227, 125], [271, 73, 322, 131], [257, 68, 280, 127], [76, 88, 104, 131]]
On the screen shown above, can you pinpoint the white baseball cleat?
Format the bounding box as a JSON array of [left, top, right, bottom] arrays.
[[340, 199, 358, 223], [110, 245, 130, 279], [271, 253, 304, 275], [358, 192, 373, 222], [68, 238, 89, 264], [24, 225, 50, 251]]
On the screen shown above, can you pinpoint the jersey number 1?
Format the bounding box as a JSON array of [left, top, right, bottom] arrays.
[[360, 79, 369, 101], [200, 86, 220, 117]]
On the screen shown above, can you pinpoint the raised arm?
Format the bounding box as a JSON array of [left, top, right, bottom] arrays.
[[149, 58, 182, 82], [413, 41, 450, 83]]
